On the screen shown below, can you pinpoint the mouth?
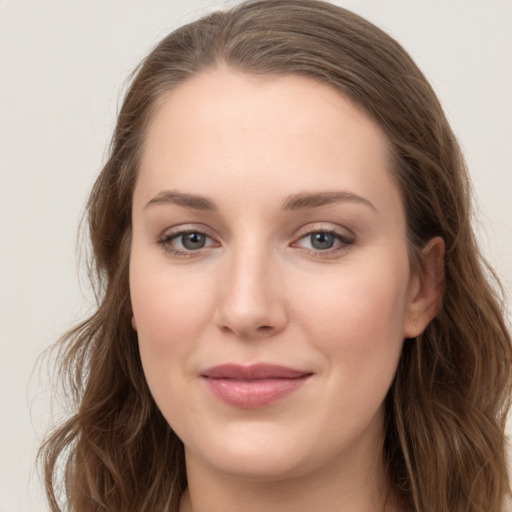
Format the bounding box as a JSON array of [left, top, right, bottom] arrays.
[[200, 363, 313, 408]]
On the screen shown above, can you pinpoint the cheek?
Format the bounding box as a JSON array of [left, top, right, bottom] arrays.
[[129, 260, 219, 426], [129, 256, 216, 371], [294, 254, 410, 382]]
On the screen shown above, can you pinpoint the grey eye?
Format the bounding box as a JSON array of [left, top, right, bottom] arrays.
[[180, 232, 207, 250], [309, 232, 336, 250]]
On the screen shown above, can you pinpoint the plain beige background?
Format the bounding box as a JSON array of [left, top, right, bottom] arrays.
[[1, 1, 510, 510]]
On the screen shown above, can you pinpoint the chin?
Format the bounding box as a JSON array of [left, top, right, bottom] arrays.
[[183, 421, 318, 481], [196, 451, 311, 482]]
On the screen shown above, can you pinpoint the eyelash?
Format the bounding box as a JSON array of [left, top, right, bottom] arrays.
[[293, 228, 355, 257], [157, 229, 218, 258], [157, 227, 355, 258]]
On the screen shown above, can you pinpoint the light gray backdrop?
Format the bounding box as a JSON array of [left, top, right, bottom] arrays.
[[1, 1, 510, 510]]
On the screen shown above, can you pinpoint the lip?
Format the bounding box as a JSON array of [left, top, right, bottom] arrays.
[[201, 363, 313, 408]]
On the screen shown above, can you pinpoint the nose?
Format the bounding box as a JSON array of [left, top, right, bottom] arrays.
[[213, 245, 288, 339]]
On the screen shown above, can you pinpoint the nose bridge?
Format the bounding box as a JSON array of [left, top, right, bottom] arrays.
[[229, 241, 271, 304], [215, 236, 286, 337]]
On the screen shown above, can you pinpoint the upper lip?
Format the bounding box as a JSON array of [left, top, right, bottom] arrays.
[[201, 363, 312, 380]]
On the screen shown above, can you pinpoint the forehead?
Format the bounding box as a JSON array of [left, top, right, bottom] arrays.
[[144, 69, 389, 157], [135, 69, 402, 220]]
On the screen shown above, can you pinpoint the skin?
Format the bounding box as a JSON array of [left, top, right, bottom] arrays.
[[129, 69, 444, 512]]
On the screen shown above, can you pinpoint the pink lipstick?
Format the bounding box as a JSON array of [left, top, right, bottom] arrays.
[[201, 363, 312, 408]]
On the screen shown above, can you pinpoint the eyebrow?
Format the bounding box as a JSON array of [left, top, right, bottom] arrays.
[[144, 189, 376, 213], [144, 190, 218, 211], [282, 191, 376, 211]]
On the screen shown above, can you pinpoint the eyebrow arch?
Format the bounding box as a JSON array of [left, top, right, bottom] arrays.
[[144, 189, 375, 213], [282, 191, 377, 211], [144, 190, 218, 211]]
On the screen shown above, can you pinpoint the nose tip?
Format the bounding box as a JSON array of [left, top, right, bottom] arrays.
[[217, 310, 282, 339], [220, 316, 279, 338]]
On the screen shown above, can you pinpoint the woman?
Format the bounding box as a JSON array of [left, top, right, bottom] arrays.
[[39, 1, 512, 511]]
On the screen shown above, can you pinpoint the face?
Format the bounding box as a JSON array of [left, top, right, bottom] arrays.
[[130, 69, 423, 482]]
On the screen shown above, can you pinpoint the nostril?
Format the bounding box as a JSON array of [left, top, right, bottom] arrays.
[[220, 323, 276, 338]]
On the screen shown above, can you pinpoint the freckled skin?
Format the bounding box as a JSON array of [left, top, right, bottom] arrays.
[[129, 70, 436, 512]]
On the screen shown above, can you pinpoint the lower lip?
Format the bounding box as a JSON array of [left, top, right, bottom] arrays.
[[203, 376, 311, 408]]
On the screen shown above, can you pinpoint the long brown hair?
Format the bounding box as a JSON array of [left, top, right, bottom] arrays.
[[39, 1, 512, 511]]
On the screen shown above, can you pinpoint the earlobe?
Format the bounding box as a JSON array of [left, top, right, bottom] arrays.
[[131, 314, 138, 332], [404, 236, 445, 338]]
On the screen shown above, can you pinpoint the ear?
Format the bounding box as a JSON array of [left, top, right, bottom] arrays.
[[131, 314, 138, 332], [403, 236, 445, 338]]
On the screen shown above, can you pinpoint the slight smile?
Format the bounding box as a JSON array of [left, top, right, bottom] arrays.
[[200, 363, 314, 408]]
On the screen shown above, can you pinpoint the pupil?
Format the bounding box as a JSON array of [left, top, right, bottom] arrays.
[[311, 232, 334, 250], [182, 232, 205, 250]]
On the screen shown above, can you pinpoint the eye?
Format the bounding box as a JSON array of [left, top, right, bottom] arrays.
[[158, 229, 218, 255], [292, 229, 354, 254], [308, 231, 337, 250], [177, 231, 208, 250]]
